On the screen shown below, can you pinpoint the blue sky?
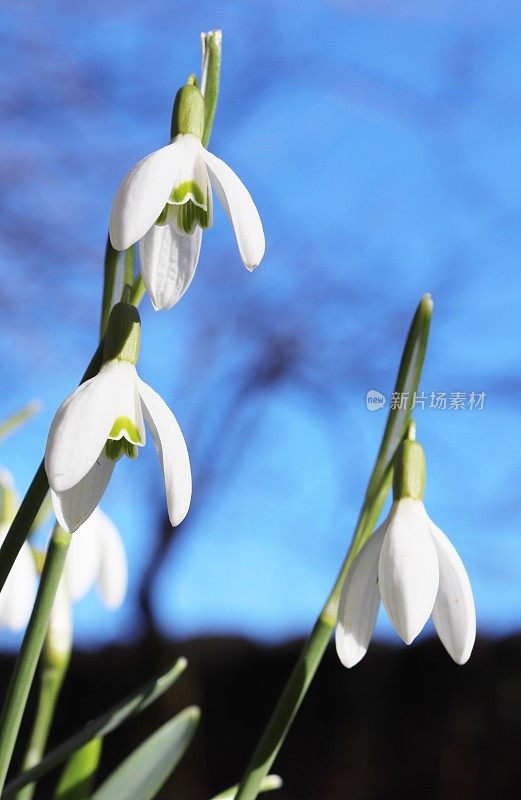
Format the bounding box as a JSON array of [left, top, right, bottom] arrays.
[[0, 0, 520, 649]]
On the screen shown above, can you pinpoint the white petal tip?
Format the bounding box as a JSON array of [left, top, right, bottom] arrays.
[[335, 626, 368, 669], [108, 228, 126, 253], [169, 502, 191, 528], [400, 631, 418, 647]]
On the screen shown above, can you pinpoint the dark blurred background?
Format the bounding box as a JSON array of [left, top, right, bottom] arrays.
[[1, 0, 520, 797]]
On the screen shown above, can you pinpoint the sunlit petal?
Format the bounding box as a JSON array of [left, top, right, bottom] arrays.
[[335, 523, 386, 668], [109, 362, 146, 447], [45, 361, 121, 493], [109, 143, 181, 251], [0, 525, 37, 631], [65, 510, 104, 601], [138, 379, 191, 526], [140, 223, 202, 310], [97, 510, 128, 609], [378, 499, 439, 645], [202, 149, 265, 270], [50, 451, 116, 533], [168, 135, 208, 207], [430, 521, 476, 665], [48, 578, 73, 657]]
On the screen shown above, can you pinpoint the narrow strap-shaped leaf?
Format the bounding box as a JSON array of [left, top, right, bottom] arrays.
[[90, 707, 200, 800], [53, 739, 102, 800], [0, 401, 41, 442], [3, 658, 187, 799], [211, 775, 282, 799], [200, 30, 222, 148]]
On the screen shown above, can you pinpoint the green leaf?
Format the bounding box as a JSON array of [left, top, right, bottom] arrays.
[[211, 774, 283, 799], [91, 707, 200, 800], [371, 294, 433, 485], [3, 658, 187, 799], [200, 30, 222, 148], [0, 401, 41, 442], [54, 739, 102, 800], [348, 292, 433, 558]]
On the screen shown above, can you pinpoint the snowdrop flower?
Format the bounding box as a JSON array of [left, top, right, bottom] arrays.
[[0, 470, 37, 631], [109, 83, 265, 310], [336, 435, 476, 668], [65, 507, 128, 610], [45, 301, 191, 533], [0, 524, 37, 631]]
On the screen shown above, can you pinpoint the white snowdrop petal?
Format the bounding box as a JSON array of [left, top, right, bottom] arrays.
[[430, 521, 476, 665], [97, 512, 128, 609], [139, 223, 202, 310], [168, 135, 206, 205], [110, 363, 146, 446], [0, 526, 37, 631], [202, 149, 265, 270], [378, 499, 439, 645], [138, 379, 192, 526], [50, 451, 116, 533], [45, 362, 121, 493], [109, 143, 182, 251], [65, 511, 103, 601], [335, 524, 386, 668], [48, 578, 73, 657]]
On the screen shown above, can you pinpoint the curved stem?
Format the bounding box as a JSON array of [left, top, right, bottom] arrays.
[[0, 526, 71, 792], [123, 245, 135, 289], [235, 294, 433, 800], [99, 237, 119, 340]]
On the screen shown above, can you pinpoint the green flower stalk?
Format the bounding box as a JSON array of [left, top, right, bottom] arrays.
[[0, 525, 71, 792], [16, 576, 72, 800]]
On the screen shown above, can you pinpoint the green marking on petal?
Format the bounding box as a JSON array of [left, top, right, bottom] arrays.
[[155, 205, 169, 226], [176, 200, 209, 234], [105, 438, 138, 462], [170, 180, 206, 206], [195, 203, 209, 228], [108, 416, 143, 445]]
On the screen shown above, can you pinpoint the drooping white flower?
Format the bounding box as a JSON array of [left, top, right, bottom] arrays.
[[0, 469, 37, 632], [109, 84, 265, 310], [336, 437, 476, 668], [45, 302, 191, 534], [0, 523, 38, 632], [64, 507, 128, 610]]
